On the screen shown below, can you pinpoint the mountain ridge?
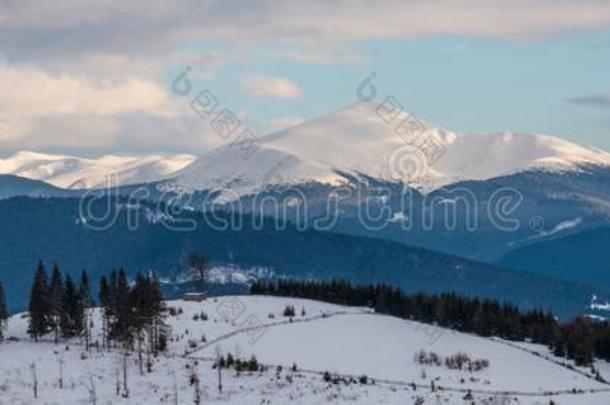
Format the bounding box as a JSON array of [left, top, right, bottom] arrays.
[[2, 102, 609, 193]]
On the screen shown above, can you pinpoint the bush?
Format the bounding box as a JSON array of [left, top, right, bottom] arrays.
[[157, 333, 168, 352], [445, 352, 470, 370], [414, 350, 441, 366], [283, 305, 296, 317], [247, 355, 259, 372], [415, 350, 489, 372]]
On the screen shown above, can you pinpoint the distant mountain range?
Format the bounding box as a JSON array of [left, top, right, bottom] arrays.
[[2, 102, 610, 193], [1, 102, 610, 315], [0, 150, 194, 189]]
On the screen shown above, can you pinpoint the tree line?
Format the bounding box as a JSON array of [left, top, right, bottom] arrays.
[[251, 279, 610, 367], [28, 261, 92, 344], [26, 262, 167, 365], [98, 268, 168, 360]]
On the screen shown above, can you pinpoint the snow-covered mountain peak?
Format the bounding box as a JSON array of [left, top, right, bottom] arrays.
[[174, 101, 610, 194]]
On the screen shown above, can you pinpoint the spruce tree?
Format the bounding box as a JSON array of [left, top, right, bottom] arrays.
[[79, 270, 92, 308], [0, 281, 8, 342], [28, 261, 50, 341], [130, 272, 148, 374], [49, 264, 65, 343], [99, 275, 110, 349], [79, 270, 93, 350], [115, 268, 131, 343], [60, 274, 84, 338], [148, 271, 165, 353]]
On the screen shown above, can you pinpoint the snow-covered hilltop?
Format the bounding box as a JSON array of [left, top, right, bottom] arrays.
[[2, 295, 610, 404], [2, 102, 610, 193], [0, 151, 195, 189], [174, 102, 610, 193]]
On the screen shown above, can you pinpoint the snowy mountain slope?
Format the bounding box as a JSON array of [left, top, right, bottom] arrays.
[[0, 150, 195, 189], [173, 101, 610, 194], [2, 296, 610, 404]]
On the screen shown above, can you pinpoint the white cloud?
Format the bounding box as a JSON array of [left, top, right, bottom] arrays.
[[0, 63, 226, 154], [0, 0, 609, 154], [2, 0, 610, 57], [0, 64, 168, 119], [241, 74, 303, 99]]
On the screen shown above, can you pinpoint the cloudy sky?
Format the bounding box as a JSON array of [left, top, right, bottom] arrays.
[[1, 0, 610, 156]]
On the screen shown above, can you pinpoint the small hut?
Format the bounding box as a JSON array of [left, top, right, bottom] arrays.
[[183, 292, 207, 302]]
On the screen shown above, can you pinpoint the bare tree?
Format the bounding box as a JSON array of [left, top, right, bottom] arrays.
[[58, 356, 64, 389], [187, 253, 208, 293], [115, 367, 120, 396], [122, 350, 130, 398], [88, 376, 96, 405], [217, 354, 223, 393], [172, 368, 179, 405], [30, 362, 38, 399], [190, 361, 202, 405]]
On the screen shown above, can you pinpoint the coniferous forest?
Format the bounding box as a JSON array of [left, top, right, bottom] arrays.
[[24, 261, 168, 371], [251, 279, 610, 367]]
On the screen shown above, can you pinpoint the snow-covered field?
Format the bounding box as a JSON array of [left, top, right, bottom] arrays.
[[1, 295, 609, 404]]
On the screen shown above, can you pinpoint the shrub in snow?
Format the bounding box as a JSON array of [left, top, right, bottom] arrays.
[[416, 350, 489, 372], [445, 352, 470, 370], [283, 305, 296, 317], [414, 350, 441, 366]]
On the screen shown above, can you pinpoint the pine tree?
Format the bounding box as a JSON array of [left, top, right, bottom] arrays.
[[147, 271, 165, 354], [130, 272, 148, 374], [99, 275, 110, 349], [79, 270, 92, 308], [49, 264, 65, 343], [0, 281, 8, 342], [28, 261, 50, 341], [79, 270, 93, 350], [60, 274, 84, 338], [114, 268, 132, 344]]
